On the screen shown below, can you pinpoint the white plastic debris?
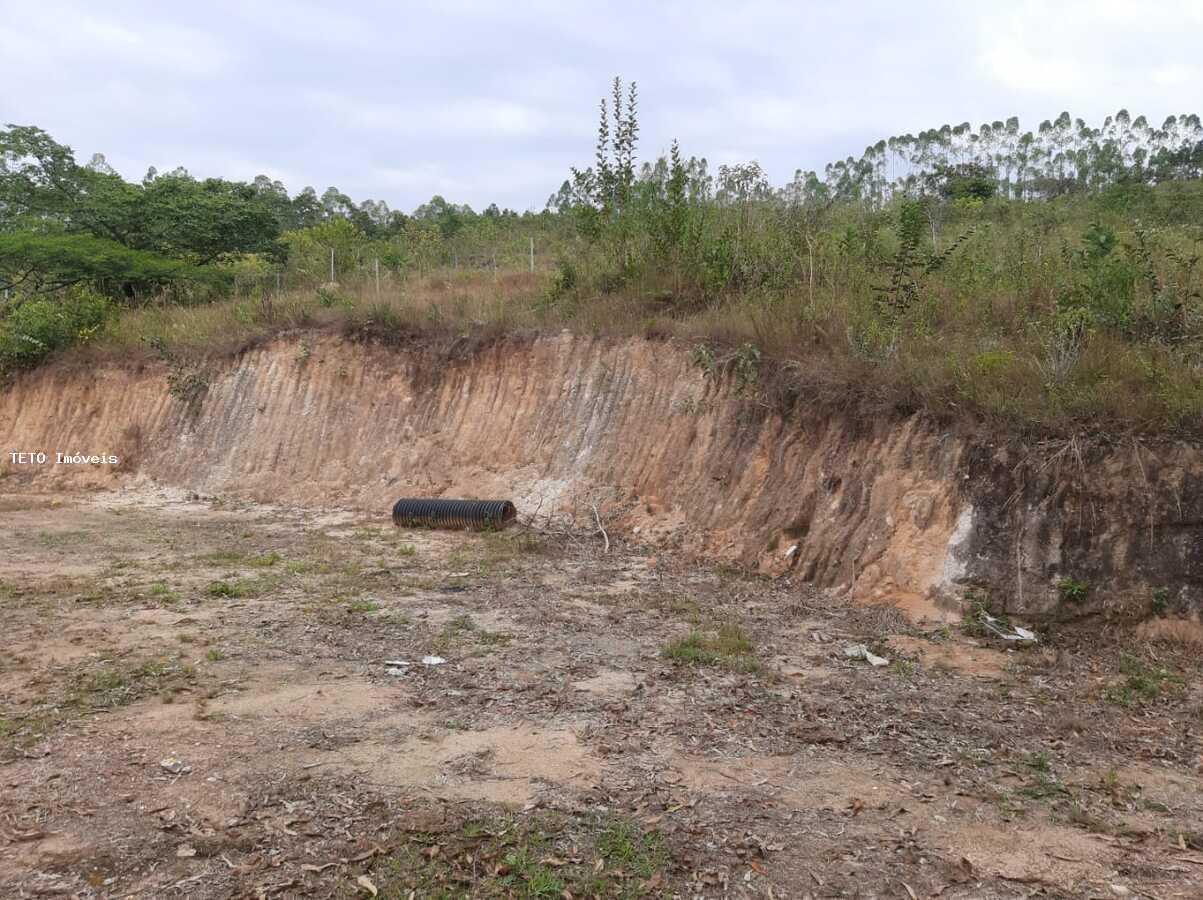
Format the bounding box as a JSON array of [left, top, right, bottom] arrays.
[[982, 614, 1038, 643], [159, 757, 191, 775], [421, 655, 447, 666], [383, 659, 410, 675], [784, 543, 799, 560], [844, 643, 890, 667]]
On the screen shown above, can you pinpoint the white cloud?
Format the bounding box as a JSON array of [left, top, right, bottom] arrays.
[[302, 91, 555, 140], [2, 0, 1199, 210], [0, 5, 229, 78]]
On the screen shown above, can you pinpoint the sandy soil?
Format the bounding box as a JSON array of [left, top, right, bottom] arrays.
[[1, 487, 1201, 898]]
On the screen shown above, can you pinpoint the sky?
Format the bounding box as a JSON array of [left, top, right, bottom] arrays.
[[2, 0, 1201, 212]]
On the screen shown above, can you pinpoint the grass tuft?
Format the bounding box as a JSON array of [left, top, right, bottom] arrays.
[[662, 623, 758, 672]]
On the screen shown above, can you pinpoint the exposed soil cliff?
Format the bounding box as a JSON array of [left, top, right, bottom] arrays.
[[2, 333, 1200, 620]]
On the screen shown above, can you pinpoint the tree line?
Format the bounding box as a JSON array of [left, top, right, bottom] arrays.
[[2, 80, 1202, 415], [0, 123, 546, 298]]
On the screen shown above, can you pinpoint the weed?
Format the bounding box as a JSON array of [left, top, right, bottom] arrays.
[[1104, 653, 1185, 706], [346, 598, 380, 614], [36, 530, 89, 548], [69, 657, 198, 711], [249, 551, 281, 567], [595, 820, 666, 878], [732, 341, 761, 391], [369, 810, 670, 898], [1025, 750, 1053, 773], [165, 361, 211, 407], [662, 624, 758, 672], [1018, 766, 1068, 802], [205, 576, 273, 599], [1066, 802, 1112, 834], [692, 342, 718, 377], [961, 589, 1002, 636], [206, 580, 236, 598], [1058, 577, 1090, 604], [147, 580, 180, 603], [430, 614, 510, 654], [1151, 587, 1170, 616], [198, 549, 245, 565]]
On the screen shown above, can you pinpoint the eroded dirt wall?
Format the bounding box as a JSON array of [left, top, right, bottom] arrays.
[[1, 333, 1200, 619]]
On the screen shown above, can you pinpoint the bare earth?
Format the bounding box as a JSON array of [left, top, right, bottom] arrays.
[[1, 488, 1201, 899]]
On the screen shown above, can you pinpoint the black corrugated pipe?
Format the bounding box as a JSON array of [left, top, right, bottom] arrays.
[[391, 498, 517, 530]]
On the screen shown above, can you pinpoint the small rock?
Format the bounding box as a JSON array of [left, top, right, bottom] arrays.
[[159, 757, 191, 775]]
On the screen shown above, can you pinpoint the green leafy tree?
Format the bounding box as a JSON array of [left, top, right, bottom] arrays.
[[569, 76, 640, 268], [0, 232, 220, 295]]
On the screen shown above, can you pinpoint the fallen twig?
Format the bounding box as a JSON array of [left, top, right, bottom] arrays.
[[591, 503, 610, 553]]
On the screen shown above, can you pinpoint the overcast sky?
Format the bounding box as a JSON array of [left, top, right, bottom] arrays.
[[2, 0, 1201, 212]]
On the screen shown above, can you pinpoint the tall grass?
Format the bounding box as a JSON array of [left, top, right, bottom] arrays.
[[71, 242, 1203, 438]]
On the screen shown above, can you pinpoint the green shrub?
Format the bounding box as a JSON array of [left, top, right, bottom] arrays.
[[1057, 577, 1090, 604], [0, 288, 111, 371]]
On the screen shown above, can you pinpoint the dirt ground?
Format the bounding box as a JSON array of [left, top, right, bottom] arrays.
[[1, 487, 1201, 899]]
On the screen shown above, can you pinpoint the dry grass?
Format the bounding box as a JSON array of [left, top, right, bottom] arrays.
[[63, 264, 1203, 438]]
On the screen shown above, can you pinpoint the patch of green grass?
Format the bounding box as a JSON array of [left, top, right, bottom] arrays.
[[638, 592, 704, 624], [146, 580, 182, 604], [370, 811, 670, 899], [205, 648, 227, 662], [204, 575, 277, 599], [0, 711, 54, 752], [68, 657, 198, 710], [196, 549, 245, 565], [346, 598, 381, 614], [662, 624, 758, 672], [397, 543, 417, 556], [249, 551, 282, 567], [205, 580, 237, 598], [477, 629, 512, 647], [1104, 653, 1185, 706], [595, 820, 667, 878], [36, 530, 90, 548], [431, 614, 512, 654], [73, 587, 118, 606], [377, 610, 412, 626]]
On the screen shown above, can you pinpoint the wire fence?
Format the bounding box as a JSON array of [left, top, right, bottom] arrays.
[[230, 236, 550, 299]]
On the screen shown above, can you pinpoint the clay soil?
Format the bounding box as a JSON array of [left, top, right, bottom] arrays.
[[1, 487, 1201, 899]]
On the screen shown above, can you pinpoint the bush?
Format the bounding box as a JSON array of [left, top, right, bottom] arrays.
[[0, 288, 112, 371]]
